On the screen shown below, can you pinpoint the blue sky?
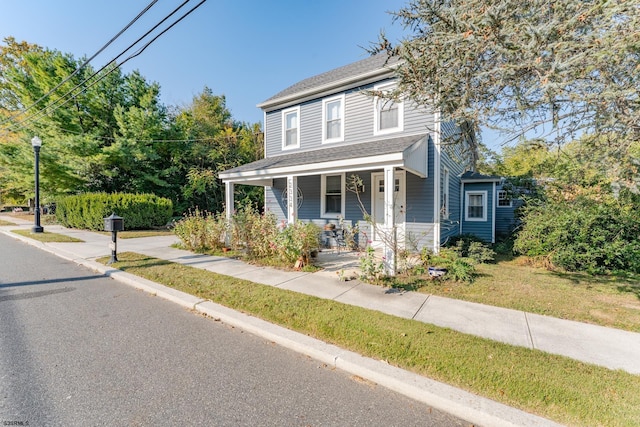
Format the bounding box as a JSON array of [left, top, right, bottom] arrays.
[[1, 0, 505, 150], [1, 1, 408, 122]]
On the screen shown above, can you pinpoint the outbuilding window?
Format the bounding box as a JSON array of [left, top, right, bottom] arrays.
[[465, 191, 487, 221]]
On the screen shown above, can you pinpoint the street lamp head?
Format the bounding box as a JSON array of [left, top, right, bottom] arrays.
[[31, 136, 42, 147]]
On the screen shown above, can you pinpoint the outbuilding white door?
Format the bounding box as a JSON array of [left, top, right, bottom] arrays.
[[371, 171, 406, 244]]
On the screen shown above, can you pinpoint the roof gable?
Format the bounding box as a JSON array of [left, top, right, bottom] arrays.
[[258, 53, 399, 111]]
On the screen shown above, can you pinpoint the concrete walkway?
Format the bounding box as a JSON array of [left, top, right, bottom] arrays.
[[2, 214, 640, 426]]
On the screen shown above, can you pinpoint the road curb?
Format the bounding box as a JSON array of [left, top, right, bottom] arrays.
[[0, 228, 563, 427]]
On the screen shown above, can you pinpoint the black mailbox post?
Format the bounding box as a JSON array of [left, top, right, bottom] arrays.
[[104, 213, 124, 264]]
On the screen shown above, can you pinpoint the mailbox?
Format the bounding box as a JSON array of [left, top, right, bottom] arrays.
[[104, 213, 124, 232], [104, 213, 123, 264]]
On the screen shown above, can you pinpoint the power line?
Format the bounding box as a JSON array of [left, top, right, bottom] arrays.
[[2, 0, 208, 136], [0, 0, 160, 129], [2, 0, 196, 135]]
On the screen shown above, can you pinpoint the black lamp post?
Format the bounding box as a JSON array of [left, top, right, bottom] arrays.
[[31, 136, 43, 233]]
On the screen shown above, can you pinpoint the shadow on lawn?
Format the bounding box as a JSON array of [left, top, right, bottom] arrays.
[[551, 270, 640, 300]]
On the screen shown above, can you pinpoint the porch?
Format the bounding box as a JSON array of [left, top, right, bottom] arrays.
[[219, 134, 438, 275]]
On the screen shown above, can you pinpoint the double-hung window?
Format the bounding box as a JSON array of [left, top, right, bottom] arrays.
[[322, 95, 344, 143], [321, 174, 344, 218], [497, 190, 512, 207], [465, 191, 487, 221], [282, 107, 300, 149], [374, 83, 403, 135]]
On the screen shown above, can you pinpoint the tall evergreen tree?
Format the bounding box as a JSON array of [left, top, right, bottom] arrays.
[[376, 0, 639, 181]]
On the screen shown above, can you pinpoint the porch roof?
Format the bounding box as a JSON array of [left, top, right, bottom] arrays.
[[219, 133, 429, 184], [460, 171, 502, 183]]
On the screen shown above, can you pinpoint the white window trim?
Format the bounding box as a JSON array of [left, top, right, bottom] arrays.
[[442, 167, 450, 218], [281, 106, 300, 150], [320, 173, 345, 219], [497, 190, 512, 207], [322, 94, 345, 144], [465, 191, 488, 222], [373, 82, 403, 136]]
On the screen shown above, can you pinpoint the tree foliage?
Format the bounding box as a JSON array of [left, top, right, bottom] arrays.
[[377, 0, 639, 177], [514, 187, 640, 274], [0, 37, 263, 214]]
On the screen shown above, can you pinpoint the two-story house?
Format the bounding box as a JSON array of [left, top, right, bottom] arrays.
[[219, 53, 500, 272]]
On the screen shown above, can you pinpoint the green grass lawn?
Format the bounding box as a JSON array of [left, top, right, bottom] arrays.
[[101, 252, 640, 427], [0, 219, 16, 226], [11, 229, 84, 242], [97, 229, 173, 239], [394, 257, 640, 333]]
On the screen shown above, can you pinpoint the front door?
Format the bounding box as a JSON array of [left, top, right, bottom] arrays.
[[371, 171, 406, 244]]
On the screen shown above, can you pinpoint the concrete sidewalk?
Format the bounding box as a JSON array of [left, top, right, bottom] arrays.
[[2, 215, 639, 426]]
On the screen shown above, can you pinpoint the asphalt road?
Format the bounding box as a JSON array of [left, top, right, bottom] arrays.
[[0, 234, 468, 426]]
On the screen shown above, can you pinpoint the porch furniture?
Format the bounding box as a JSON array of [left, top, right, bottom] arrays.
[[322, 228, 347, 252]]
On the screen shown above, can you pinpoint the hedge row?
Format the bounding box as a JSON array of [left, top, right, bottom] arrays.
[[56, 193, 173, 230]]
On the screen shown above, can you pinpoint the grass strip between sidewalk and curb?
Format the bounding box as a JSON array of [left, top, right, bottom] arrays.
[[96, 230, 174, 239], [101, 252, 640, 427], [11, 229, 84, 242]]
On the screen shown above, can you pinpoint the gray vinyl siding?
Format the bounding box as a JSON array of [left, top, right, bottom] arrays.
[[440, 137, 470, 243], [264, 78, 435, 157], [461, 182, 494, 242], [439, 117, 472, 243], [404, 138, 435, 224], [265, 180, 286, 219], [495, 186, 522, 237], [344, 172, 370, 221], [265, 173, 368, 225], [265, 112, 281, 156]]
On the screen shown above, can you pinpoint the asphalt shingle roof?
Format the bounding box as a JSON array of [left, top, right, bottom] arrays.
[[220, 133, 427, 177], [260, 53, 398, 106], [460, 171, 502, 181]]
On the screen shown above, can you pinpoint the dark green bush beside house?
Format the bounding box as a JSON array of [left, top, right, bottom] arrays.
[[56, 193, 173, 230]]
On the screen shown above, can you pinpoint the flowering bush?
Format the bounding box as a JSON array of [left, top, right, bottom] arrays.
[[175, 205, 321, 268], [275, 221, 321, 264], [173, 208, 227, 252], [359, 246, 385, 283], [230, 205, 278, 258]]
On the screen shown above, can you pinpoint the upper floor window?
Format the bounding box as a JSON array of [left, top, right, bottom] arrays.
[[466, 191, 487, 221], [497, 190, 512, 207], [322, 95, 345, 143], [374, 83, 403, 135], [282, 107, 300, 149]]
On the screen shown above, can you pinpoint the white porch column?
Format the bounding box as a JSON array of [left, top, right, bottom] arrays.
[[224, 181, 234, 246], [286, 175, 298, 225], [383, 166, 396, 275], [225, 181, 235, 221]]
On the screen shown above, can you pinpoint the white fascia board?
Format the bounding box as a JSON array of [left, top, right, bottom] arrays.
[[460, 178, 502, 183], [220, 177, 273, 186], [257, 68, 397, 112], [220, 153, 405, 183]]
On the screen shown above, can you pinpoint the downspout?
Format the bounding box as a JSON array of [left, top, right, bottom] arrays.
[[459, 181, 464, 236], [433, 109, 441, 252], [263, 110, 268, 212], [492, 181, 496, 243]]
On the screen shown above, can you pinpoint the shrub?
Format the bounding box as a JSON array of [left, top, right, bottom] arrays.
[[173, 209, 227, 252], [56, 193, 173, 230], [359, 246, 385, 283], [420, 247, 477, 283], [514, 190, 640, 274], [275, 221, 322, 264], [447, 234, 495, 264], [229, 205, 279, 258]]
